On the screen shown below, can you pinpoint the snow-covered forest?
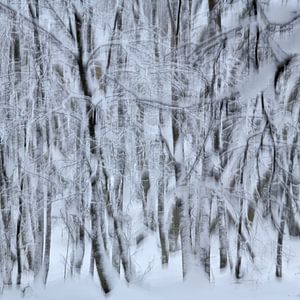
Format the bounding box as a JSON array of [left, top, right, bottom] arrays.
[[1, 0, 300, 299]]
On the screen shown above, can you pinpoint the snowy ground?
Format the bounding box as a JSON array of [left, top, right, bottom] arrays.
[[2, 232, 300, 300], [2, 270, 300, 300]]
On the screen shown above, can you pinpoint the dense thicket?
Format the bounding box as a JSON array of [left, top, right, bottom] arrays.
[[0, 0, 300, 294]]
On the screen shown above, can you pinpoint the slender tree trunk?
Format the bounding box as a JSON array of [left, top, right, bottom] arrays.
[[275, 197, 286, 278], [199, 196, 211, 277], [235, 192, 244, 279], [90, 168, 111, 293], [0, 142, 13, 286], [73, 6, 112, 292], [43, 184, 52, 284], [158, 137, 169, 265], [16, 190, 23, 286], [216, 194, 228, 269]]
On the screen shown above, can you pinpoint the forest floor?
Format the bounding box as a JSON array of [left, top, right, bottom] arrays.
[[3, 269, 300, 300], [3, 231, 300, 300]]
